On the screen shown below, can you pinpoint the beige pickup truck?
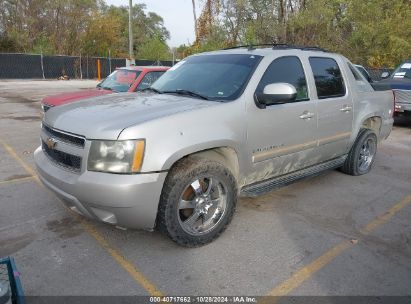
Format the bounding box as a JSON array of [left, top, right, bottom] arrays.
[[35, 45, 394, 246]]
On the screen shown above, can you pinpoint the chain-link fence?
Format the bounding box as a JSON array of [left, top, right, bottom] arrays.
[[0, 52, 393, 81], [367, 68, 393, 81], [0, 53, 174, 79]]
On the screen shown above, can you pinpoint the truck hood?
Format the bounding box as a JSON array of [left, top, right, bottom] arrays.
[[373, 78, 411, 91], [42, 89, 113, 106], [44, 92, 218, 140]]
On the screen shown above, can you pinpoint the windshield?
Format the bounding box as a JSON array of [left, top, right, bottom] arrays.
[[151, 54, 262, 101], [391, 62, 411, 79], [97, 69, 141, 92]]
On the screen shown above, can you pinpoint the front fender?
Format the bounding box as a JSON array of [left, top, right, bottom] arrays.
[[117, 100, 246, 173], [161, 140, 241, 171]]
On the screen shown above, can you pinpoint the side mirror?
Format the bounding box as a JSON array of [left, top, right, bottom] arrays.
[[255, 83, 297, 108], [381, 72, 390, 79]]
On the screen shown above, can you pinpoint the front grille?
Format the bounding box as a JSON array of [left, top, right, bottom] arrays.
[[42, 141, 81, 171], [394, 90, 411, 104], [42, 124, 85, 147]]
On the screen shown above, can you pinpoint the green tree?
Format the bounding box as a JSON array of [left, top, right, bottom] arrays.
[[347, 0, 411, 67], [100, 3, 170, 58], [82, 10, 125, 57], [195, 0, 411, 67], [137, 34, 170, 61], [0, 0, 171, 58]]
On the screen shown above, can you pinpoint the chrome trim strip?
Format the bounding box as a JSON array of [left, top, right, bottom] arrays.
[[42, 123, 85, 148], [40, 131, 84, 156], [252, 132, 351, 163], [317, 131, 351, 146], [252, 140, 317, 163]]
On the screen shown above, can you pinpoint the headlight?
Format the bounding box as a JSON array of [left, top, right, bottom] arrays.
[[88, 140, 145, 173]]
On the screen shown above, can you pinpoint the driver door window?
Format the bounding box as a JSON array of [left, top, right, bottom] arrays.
[[255, 56, 309, 103]]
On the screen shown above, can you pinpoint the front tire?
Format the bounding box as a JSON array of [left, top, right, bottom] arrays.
[[157, 156, 237, 247], [341, 129, 378, 176]]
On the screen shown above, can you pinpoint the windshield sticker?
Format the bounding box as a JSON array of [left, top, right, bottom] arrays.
[[401, 63, 411, 69]]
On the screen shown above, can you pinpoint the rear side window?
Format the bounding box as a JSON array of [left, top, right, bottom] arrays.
[[256, 56, 309, 102], [392, 62, 411, 79], [348, 63, 363, 81], [309, 57, 346, 99]]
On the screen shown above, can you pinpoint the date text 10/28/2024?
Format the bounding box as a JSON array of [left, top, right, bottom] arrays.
[[149, 296, 257, 303]]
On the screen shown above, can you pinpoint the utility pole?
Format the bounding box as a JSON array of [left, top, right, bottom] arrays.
[[192, 0, 198, 41], [128, 0, 135, 66]]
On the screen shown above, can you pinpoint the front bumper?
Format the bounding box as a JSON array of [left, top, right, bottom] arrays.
[[34, 146, 167, 230]]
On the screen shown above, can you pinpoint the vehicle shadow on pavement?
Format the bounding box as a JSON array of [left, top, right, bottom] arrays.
[[394, 116, 411, 128]]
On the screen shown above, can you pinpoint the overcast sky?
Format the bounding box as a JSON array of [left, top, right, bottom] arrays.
[[105, 0, 203, 47]]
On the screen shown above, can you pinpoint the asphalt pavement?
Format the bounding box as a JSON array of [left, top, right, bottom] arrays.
[[0, 80, 410, 298]]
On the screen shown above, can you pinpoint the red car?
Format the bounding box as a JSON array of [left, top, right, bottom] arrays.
[[41, 66, 169, 112]]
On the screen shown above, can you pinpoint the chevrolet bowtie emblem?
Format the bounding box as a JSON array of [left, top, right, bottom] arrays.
[[46, 137, 57, 150]]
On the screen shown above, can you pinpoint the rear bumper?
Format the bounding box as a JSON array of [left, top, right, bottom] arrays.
[[34, 146, 167, 230], [395, 102, 411, 116]]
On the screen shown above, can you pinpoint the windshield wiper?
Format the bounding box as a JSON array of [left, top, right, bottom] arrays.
[[101, 86, 120, 93], [163, 89, 209, 100], [141, 87, 163, 94]]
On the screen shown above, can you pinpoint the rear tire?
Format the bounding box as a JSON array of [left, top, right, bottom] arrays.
[[157, 156, 237, 247], [341, 129, 378, 176]]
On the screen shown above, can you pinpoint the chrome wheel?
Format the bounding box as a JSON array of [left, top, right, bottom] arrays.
[[358, 137, 376, 171], [177, 177, 227, 236]]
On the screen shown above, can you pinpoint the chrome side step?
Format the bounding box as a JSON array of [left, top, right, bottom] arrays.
[[240, 155, 347, 197]]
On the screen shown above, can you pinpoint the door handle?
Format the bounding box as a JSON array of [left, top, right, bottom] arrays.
[[299, 111, 315, 120], [340, 105, 352, 112]]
